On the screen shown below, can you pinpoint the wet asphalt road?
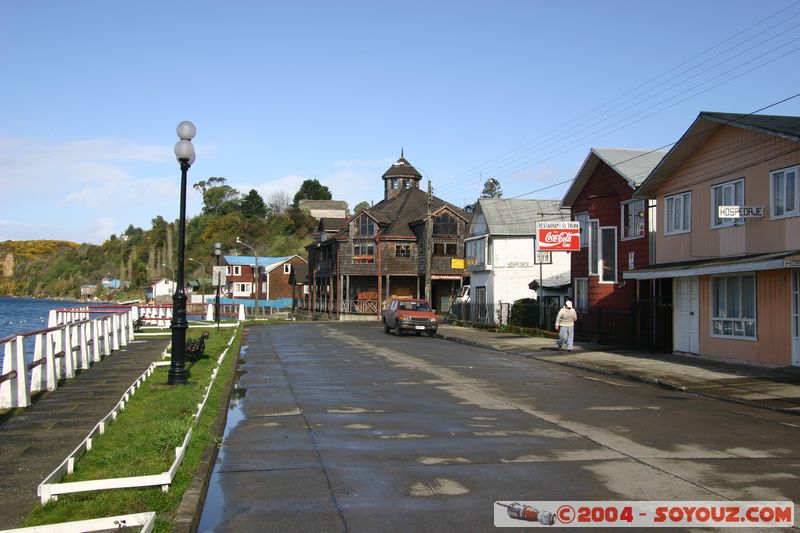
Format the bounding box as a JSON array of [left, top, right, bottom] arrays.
[[198, 323, 800, 532]]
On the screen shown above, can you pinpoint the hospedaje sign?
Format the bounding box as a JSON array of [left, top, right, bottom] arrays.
[[535, 221, 580, 252], [718, 205, 764, 218]]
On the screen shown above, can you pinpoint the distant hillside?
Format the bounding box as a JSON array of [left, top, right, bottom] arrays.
[[0, 241, 81, 295], [0, 179, 341, 299], [0, 209, 316, 299]]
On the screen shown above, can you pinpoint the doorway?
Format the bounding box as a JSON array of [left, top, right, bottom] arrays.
[[674, 276, 699, 354]]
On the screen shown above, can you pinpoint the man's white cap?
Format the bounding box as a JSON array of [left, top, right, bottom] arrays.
[[565, 300, 573, 308]]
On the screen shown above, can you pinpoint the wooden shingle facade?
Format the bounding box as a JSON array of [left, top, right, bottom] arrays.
[[304, 153, 471, 317]]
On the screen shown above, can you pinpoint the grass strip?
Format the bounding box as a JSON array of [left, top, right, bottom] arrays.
[[21, 325, 242, 532]]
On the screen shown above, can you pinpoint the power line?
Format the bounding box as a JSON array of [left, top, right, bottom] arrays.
[[497, 93, 800, 205], [435, 3, 800, 200]]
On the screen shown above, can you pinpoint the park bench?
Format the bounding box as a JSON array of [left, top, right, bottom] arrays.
[[186, 331, 210, 361], [133, 317, 144, 333]]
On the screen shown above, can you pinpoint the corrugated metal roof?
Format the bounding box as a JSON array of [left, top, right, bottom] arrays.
[[592, 148, 667, 186], [476, 198, 567, 235], [562, 147, 666, 207], [223, 255, 292, 267]]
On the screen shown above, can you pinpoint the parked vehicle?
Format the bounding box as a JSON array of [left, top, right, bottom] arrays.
[[382, 298, 437, 336]]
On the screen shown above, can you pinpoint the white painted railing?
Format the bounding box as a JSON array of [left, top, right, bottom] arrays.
[[0, 307, 135, 410], [37, 328, 239, 503], [135, 305, 173, 327]]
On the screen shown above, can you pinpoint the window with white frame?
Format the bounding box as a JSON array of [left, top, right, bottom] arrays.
[[711, 274, 756, 339], [574, 278, 588, 311], [665, 191, 691, 234], [599, 226, 617, 283], [235, 282, 252, 293], [227, 265, 242, 276], [621, 199, 645, 239], [588, 219, 599, 275], [283, 263, 291, 275], [712, 179, 744, 228], [575, 212, 589, 247], [771, 165, 799, 218]]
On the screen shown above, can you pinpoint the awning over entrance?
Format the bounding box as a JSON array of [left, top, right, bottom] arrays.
[[623, 250, 800, 280]]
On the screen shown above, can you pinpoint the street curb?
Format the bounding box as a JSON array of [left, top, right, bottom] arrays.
[[438, 333, 800, 417], [171, 332, 242, 533]]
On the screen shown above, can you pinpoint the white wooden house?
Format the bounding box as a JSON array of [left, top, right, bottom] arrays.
[[144, 278, 176, 303], [464, 198, 571, 324]]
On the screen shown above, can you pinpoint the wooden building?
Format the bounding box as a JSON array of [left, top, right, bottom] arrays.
[[221, 255, 307, 309], [304, 152, 471, 317], [628, 112, 800, 367], [562, 147, 667, 346]]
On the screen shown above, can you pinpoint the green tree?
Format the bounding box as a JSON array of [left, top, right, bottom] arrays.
[[202, 185, 240, 215], [293, 179, 332, 207], [481, 178, 503, 198], [241, 189, 268, 218], [353, 200, 370, 213], [192, 176, 227, 194]]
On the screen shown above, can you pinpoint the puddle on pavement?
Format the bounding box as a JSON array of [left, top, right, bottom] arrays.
[[197, 351, 248, 533]]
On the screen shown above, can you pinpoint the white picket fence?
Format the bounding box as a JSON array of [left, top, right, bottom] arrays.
[[0, 307, 136, 410], [37, 329, 239, 504]]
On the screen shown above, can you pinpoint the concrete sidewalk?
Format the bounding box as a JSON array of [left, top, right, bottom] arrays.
[[437, 324, 800, 415]]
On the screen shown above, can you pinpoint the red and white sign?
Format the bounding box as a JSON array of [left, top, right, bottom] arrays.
[[536, 222, 580, 252]]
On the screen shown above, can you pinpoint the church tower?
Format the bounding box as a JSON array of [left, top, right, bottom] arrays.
[[382, 149, 422, 200]]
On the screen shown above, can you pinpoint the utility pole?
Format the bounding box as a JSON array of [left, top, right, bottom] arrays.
[[425, 180, 433, 302]]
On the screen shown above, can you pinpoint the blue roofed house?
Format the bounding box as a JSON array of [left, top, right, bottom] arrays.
[[221, 255, 308, 310]]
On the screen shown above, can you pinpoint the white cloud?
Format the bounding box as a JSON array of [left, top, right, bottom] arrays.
[[0, 136, 179, 243]]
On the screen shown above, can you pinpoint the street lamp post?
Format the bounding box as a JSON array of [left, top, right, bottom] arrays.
[[169, 120, 196, 385], [236, 237, 259, 317], [188, 258, 207, 306], [214, 242, 221, 330]]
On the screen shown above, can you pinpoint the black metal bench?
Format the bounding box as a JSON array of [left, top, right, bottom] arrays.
[[186, 331, 210, 361]]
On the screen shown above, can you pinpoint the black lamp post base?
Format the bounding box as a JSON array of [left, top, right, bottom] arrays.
[[167, 368, 190, 384]]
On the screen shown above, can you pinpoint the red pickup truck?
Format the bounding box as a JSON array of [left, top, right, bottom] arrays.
[[382, 298, 438, 337]]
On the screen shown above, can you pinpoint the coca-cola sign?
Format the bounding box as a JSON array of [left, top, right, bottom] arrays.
[[536, 221, 580, 252]]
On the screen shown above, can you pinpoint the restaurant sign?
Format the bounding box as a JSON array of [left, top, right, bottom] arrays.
[[536, 221, 580, 252]]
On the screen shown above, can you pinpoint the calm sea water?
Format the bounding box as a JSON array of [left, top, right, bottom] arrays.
[[0, 296, 84, 340]]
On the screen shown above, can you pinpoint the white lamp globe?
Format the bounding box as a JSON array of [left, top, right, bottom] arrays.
[[176, 121, 196, 141], [174, 139, 195, 161]]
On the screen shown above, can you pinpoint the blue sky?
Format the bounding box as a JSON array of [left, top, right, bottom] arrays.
[[2, 1, 799, 244]]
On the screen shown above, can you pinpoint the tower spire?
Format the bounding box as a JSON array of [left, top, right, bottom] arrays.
[[401, 146, 404, 158]]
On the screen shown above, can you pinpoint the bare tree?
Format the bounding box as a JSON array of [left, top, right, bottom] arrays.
[[267, 191, 291, 217]]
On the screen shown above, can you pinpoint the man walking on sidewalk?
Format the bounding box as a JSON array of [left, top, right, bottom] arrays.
[[555, 300, 578, 351]]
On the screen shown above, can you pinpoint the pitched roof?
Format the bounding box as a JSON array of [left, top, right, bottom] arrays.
[[298, 200, 348, 210], [318, 217, 348, 232], [475, 198, 568, 235], [381, 156, 423, 180], [635, 111, 800, 198], [334, 188, 470, 239], [562, 148, 667, 207]]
